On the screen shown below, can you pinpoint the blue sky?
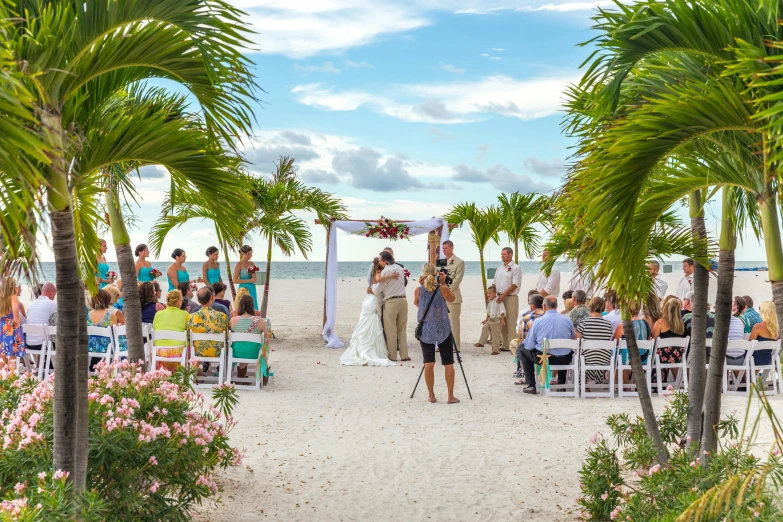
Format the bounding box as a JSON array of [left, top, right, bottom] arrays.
[[62, 0, 767, 264]]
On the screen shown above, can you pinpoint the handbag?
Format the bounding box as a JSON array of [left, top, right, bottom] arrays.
[[415, 289, 437, 341]]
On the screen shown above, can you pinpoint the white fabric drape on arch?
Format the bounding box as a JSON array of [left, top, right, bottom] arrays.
[[323, 218, 450, 349]]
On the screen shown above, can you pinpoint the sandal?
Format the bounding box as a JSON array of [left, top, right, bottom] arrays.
[[401, 357, 412, 362]]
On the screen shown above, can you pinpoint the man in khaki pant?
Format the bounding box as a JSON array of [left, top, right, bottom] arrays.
[[493, 247, 521, 351], [377, 251, 409, 361], [441, 240, 464, 350]]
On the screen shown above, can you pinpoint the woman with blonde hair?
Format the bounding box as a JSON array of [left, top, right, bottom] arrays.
[[652, 297, 687, 384], [413, 263, 459, 404], [152, 290, 190, 370], [231, 287, 261, 318], [0, 277, 24, 366], [748, 301, 779, 366]]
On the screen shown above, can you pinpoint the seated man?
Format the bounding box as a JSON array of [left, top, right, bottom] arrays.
[[518, 296, 576, 395], [187, 286, 228, 358], [513, 294, 545, 382]]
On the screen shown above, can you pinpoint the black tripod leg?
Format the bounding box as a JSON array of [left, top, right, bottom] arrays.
[[410, 365, 424, 399], [453, 337, 472, 400]]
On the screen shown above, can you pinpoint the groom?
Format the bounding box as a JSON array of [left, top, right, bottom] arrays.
[[376, 251, 409, 362]]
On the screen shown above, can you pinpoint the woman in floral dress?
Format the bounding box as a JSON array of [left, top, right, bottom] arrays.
[[0, 277, 24, 368]]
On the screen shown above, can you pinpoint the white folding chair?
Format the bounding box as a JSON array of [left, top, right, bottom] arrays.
[[543, 339, 580, 398], [44, 325, 56, 377], [150, 330, 188, 372], [749, 340, 781, 395], [654, 336, 690, 394], [189, 332, 227, 388], [112, 325, 128, 363], [19, 324, 49, 380], [86, 326, 115, 375], [617, 339, 654, 398], [580, 340, 617, 398], [723, 340, 755, 396], [227, 332, 265, 391], [142, 323, 154, 365]]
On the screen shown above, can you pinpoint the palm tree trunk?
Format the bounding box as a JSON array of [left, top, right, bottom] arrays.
[[514, 238, 519, 265], [479, 249, 488, 304], [687, 190, 709, 454], [622, 314, 668, 466], [221, 239, 236, 299], [44, 108, 87, 493], [106, 191, 144, 365], [759, 192, 783, 334], [73, 290, 89, 488], [260, 236, 273, 317]]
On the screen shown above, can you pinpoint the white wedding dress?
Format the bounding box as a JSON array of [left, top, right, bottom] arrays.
[[340, 286, 398, 367]]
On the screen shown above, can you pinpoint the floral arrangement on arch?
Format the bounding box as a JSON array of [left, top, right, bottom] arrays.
[[362, 216, 411, 241]]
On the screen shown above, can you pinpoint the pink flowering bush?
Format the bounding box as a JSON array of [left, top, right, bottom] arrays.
[[577, 391, 783, 521], [0, 361, 241, 521]]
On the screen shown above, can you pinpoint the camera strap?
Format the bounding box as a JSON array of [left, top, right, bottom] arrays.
[[415, 289, 437, 341]]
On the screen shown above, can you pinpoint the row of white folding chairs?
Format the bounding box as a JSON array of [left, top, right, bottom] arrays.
[[702, 339, 782, 396], [149, 329, 267, 391]]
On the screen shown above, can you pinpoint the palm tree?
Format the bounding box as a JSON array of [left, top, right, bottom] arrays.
[[245, 157, 347, 318], [496, 192, 550, 264], [444, 203, 502, 303], [1, 0, 257, 490]]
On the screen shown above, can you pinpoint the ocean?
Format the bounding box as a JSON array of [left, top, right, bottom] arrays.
[[20, 260, 770, 285]]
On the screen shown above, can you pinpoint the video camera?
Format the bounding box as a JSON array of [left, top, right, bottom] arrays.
[[435, 258, 453, 286]]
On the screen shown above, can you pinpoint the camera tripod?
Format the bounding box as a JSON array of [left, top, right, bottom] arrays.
[[410, 336, 472, 400]]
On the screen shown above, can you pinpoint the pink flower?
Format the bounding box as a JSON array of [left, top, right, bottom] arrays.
[[37, 472, 46, 480], [601, 492, 609, 500], [13, 482, 26, 494], [649, 464, 661, 474], [590, 432, 603, 444], [149, 456, 158, 466], [149, 481, 159, 494], [53, 469, 69, 481], [610, 506, 622, 520]]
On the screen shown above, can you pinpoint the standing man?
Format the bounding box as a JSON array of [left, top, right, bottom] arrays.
[[441, 240, 464, 349], [568, 257, 593, 298], [494, 247, 521, 352], [677, 258, 695, 300], [377, 251, 409, 362], [536, 250, 560, 297], [648, 261, 668, 298]]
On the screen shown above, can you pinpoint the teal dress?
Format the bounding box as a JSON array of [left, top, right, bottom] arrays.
[[97, 262, 110, 289], [239, 269, 258, 310], [231, 317, 271, 378], [206, 266, 221, 285], [168, 268, 190, 292], [138, 266, 153, 283]]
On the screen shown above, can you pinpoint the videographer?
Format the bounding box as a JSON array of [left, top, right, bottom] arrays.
[[413, 263, 460, 404]]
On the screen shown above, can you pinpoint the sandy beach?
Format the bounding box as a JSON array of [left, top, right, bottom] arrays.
[[189, 271, 781, 522]]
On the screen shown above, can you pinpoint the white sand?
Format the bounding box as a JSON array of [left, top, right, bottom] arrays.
[[192, 272, 782, 522]]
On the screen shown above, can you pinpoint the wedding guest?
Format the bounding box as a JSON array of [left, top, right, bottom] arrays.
[[603, 290, 622, 334], [568, 257, 594, 298], [202, 246, 222, 286], [731, 296, 750, 337], [562, 290, 574, 314], [104, 285, 126, 324], [681, 291, 694, 317], [25, 282, 57, 351], [513, 293, 545, 384], [167, 248, 190, 292], [748, 301, 779, 366], [576, 296, 615, 385], [683, 303, 716, 339], [233, 245, 259, 310], [441, 240, 465, 350], [648, 261, 668, 299], [86, 290, 117, 370], [413, 263, 459, 404], [676, 258, 695, 300], [96, 239, 111, 289], [652, 297, 688, 384], [536, 250, 560, 297], [206, 285, 230, 318], [518, 296, 575, 394], [187, 286, 228, 358], [177, 282, 200, 313], [377, 251, 409, 361], [152, 290, 190, 371], [231, 288, 261, 318], [514, 289, 539, 335], [15, 284, 26, 323], [743, 296, 762, 329], [568, 290, 590, 329], [152, 281, 165, 308], [0, 277, 23, 367], [139, 282, 164, 324], [614, 303, 652, 389], [229, 295, 271, 382], [135, 244, 153, 283], [213, 282, 232, 315], [478, 286, 505, 355], [494, 247, 521, 352], [643, 295, 662, 328]]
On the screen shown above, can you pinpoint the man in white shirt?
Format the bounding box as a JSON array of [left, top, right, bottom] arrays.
[[536, 250, 560, 298], [494, 247, 521, 351], [25, 282, 57, 349], [604, 290, 622, 334], [377, 251, 409, 361], [677, 258, 695, 300], [441, 240, 465, 350], [568, 257, 593, 298], [648, 261, 668, 299]]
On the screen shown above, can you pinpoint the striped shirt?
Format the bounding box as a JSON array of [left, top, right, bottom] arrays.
[[577, 316, 615, 384]]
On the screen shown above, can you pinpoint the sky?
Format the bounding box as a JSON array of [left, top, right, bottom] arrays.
[[45, 0, 768, 264]]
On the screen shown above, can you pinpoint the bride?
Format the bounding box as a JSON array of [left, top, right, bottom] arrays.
[[340, 258, 399, 367]]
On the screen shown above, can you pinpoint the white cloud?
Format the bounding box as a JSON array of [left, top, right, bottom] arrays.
[[344, 60, 374, 68], [291, 74, 577, 123], [191, 228, 216, 238], [519, 1, 617, 11], [439, 62, 465, 74], [490, 56, 501, 60], [480, 53, 489, 57], [294, 61, 341, 74], [492, 47, 506, 51]]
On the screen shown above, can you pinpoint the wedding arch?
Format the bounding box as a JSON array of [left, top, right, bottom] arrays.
[[317, 217, 453, 349]]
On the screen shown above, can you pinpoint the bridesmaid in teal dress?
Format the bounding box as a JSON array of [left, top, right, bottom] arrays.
[[234, 245, 258, 310], [95, 239, 111, 289], [202, 246, 222, 286], [167, 248, 191, 292], [135, 243, 154, 283]]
